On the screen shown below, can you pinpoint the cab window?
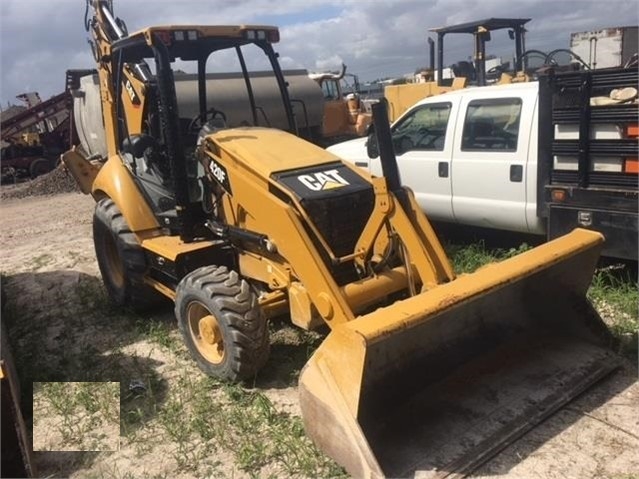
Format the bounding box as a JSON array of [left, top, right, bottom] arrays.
[[392, 102, 451, 153], [461, 98, 522, 151], [321, 79, 341, 100]]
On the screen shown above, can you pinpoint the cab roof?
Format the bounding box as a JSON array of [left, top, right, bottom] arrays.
[[430, 18, 530, 34], [110, 24, 280, 61], [132, 24, 280, 41]]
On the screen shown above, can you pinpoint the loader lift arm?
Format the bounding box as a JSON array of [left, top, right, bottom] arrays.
[[298, 103, 619, 478]]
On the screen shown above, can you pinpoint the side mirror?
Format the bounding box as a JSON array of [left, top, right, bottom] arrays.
[[366, 131, 379, 159], [395, 136, 412, 156], [122, 134, 158, 158]]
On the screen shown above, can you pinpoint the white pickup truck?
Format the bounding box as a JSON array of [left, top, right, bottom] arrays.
[[328, 67, 639, 260]]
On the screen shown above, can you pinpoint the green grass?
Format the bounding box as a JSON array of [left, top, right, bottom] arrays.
[[446, 241, 638, 357], [446, 240, 532, 274], [33, 382, 120, 451], [588, 265, 638, 355], [136, 318, 186, 356], [151, 373, 346, 478], [588, 266, 638, 324], [28, 253, 54, 270], [119, 364, 164, 439], [3, 269, 338, 476], [4, 237, 637, 476], [2, 273, 154, 432]]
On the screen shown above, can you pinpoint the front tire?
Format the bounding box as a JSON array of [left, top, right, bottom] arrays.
[[29, 158, 50, 178], [93, 198, 160, 311], [175, 265, 270, 382]]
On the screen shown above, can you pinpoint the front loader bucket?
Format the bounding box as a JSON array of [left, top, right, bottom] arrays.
[[299, 229, 620, 478]]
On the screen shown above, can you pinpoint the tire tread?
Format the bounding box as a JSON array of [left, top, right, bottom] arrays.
[[175, 265, 269, 381], [93, 198, 159, 311]]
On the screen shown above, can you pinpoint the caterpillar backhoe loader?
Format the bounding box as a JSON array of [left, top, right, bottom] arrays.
[[64, 1, 620, 477]]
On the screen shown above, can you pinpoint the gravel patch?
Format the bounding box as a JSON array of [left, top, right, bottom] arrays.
[[0, 166, 80, 200]]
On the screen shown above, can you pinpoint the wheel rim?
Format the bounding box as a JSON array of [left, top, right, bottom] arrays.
[[104, 233, 125, 289], [186, 301, 225, 364]]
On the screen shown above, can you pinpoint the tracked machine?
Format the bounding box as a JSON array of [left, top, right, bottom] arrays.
[[65, 1, 621, 477]]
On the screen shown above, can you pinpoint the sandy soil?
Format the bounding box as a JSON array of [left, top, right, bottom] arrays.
[[33, 382, 120, 452], [1, 191, 637, 478]]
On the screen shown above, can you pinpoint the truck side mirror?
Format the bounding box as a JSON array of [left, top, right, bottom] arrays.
[[366, 131, 379, 159]]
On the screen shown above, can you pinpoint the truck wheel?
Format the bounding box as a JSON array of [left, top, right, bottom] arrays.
[[175, 265, 270, 382], [29, 158, 50, 178], [93, 198, 160, 311]]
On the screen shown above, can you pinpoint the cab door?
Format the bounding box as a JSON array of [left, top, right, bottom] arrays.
[[320, 79, 349, 138], [370, 100, 458, 222], [450, 89, 537, 232]]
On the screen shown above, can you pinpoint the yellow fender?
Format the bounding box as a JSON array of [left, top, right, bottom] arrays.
[[91, 155, 160, 235]]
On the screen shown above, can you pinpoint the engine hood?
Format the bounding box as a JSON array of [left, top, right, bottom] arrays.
[[205, 127, 340, 178]]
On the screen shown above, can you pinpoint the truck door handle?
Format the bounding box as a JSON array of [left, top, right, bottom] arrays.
[[510, 164, 523, 182], [438, 162, 449, 178]]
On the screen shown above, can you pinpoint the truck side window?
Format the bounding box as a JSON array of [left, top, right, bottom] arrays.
[[392, 103, 451, 153], [462, 98, 522, 151]]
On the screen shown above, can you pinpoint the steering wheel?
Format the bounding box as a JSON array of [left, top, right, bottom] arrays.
[[517, 49, 552, 71], [545, 49, 590, 70], [415, 127, 444, 150], [486, 65, 507, 80], [188, 107, 227, 132], [393, 135, 414, 155], [493, 129, 518, 150]]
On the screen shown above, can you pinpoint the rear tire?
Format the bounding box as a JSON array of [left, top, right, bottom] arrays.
[[29, 158, 50, 178], [93, 198, 160, 311], [175, 265, 270, 382]]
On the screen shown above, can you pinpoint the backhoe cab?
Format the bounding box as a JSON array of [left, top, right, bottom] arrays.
[[385, 18, 532, 122], [430, 17, 530, 86], [78, 1, 297, 243], [64, 2, 620, 477]]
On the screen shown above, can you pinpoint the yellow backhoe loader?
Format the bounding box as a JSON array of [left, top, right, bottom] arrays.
[[64, 1, 620, 477]]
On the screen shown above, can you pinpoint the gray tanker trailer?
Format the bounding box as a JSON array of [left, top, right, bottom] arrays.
[[70, 69, 325, 159]]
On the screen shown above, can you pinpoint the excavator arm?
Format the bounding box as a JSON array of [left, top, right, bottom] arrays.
[[84, 0, 154, 157]]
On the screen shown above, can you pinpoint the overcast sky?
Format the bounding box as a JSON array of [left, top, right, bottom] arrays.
[[1, 0, 637, 105]]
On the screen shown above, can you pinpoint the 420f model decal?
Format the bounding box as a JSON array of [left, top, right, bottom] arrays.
[[208, 157, 232, 194]]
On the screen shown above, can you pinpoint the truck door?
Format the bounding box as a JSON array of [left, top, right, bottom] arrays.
[[370, 101, 457, 222], [451, 91, 536, 232]]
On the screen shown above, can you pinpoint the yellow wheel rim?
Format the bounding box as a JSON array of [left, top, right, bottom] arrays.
[[187, 301, 224, 364]]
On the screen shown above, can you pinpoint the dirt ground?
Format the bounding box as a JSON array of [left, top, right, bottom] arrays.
[[1, 191, 638, 478], [33, 382, 120, 452]]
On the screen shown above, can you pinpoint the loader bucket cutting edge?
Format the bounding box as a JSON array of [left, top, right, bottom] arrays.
[[299, 229, 620, 479]]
